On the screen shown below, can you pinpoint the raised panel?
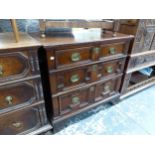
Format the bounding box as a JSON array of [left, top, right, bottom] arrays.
[[132, 20, 155, 53], [0, 51, 39, 83], [56, 47, 92, 68], [98, 59, 125, 78], [95, 77, 121, 102], [52, 87, 94, 118], [128, 52, 155, 69], [0, 105, 42, 135], [0, 79, 43, 112], [50, 66, 91, 94], [100, 43, 126, 57]]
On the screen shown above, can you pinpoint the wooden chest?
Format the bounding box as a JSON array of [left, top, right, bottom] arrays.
[[119, 19, 155, 98], [33, 29, 133, 132], [0, 33, 51, 135]]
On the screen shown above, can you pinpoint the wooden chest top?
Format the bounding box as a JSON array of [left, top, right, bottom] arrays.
[[31, 29, 134, 48], [0, 32, 41, 51]]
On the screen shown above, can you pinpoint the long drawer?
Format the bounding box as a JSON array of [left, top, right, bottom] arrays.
[[0, 50, 40, 83], [0, 78, 43, 113], [52, 76, 122, 119], [47, 41, 129, 70], [0, 104, 45, 135], [49, 58, 125, 94]]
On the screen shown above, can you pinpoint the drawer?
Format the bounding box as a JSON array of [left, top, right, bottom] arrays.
[[127, 51, 155, 70], [52, 86, 95, 118], [0, 79, 43, 112], [47, 46, 93, 69], [0, 50, 40, 83], [100, 42, 127, 58], [49, 59, 125, 94], [0, 105, 43, 135], [98, 59, 125, 78], [47, 42, 128, 70], [94, 77, 122, 102]]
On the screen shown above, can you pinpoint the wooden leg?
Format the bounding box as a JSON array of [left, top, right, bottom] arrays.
[[11, 19, 19, 42]]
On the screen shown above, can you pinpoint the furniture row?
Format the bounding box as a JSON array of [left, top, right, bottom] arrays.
[[0, 28, 133, 134]]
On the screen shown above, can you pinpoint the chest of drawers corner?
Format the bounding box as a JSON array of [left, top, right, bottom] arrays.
[[0, 32, 51, 135], [33, 30, 133, 132]]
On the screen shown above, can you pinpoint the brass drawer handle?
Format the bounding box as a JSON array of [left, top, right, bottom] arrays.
[[5, 96, 13, 105], [92, 64, 97, 71], [107, 66, 113, 73], [50, 56, 55, 60], [71, 53, 81, 62], [93, 47, 100, 54], [104, 85, 110, 92], [102, 85, 111, 95], [109, 47, 116, 54], [12, 122, 22, 128], [0, 65, 4, 76], [70, 74, 80, 83], [72, 96, 80, 105]]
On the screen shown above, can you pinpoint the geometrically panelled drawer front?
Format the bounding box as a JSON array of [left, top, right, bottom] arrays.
[[0, 79, 43, 112], [0, 50, 40, 83], [52, 86, 95, 118], [52, 76, 122, 119], [100, 42, 127, 58], [49, 58, 125, 94], [127, 52, 155, 69], [94, 77, 122, 102], [46, 42, 128, 70], [0, 105, 43, 135]]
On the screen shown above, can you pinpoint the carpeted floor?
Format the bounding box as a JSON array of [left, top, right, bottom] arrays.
[[50, 85, 155, 135]]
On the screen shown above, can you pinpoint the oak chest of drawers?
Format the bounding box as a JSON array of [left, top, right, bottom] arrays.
[[0, 32, 51, 135], [33, 29, 133, 132]]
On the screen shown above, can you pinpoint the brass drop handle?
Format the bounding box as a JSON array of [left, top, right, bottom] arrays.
[[92, 64, 97, 71], [104, 85, 110, 92], [107, 66, 113, 73], [93, 47, 100, 54], [70, 74, 80, 83], [5, 96, 13, 105], [71, 53, 81, 62], [50, 56, 55, 60], [0, 65, 3, 76], [69, 96, 80, 109], [109, 47, 116, 54], [72, 96, 80, 105], [12, 122, 22, 128], [102, 84, 111, 95]]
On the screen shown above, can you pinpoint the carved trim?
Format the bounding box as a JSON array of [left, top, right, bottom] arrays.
[[127, 76, 155, 93]]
